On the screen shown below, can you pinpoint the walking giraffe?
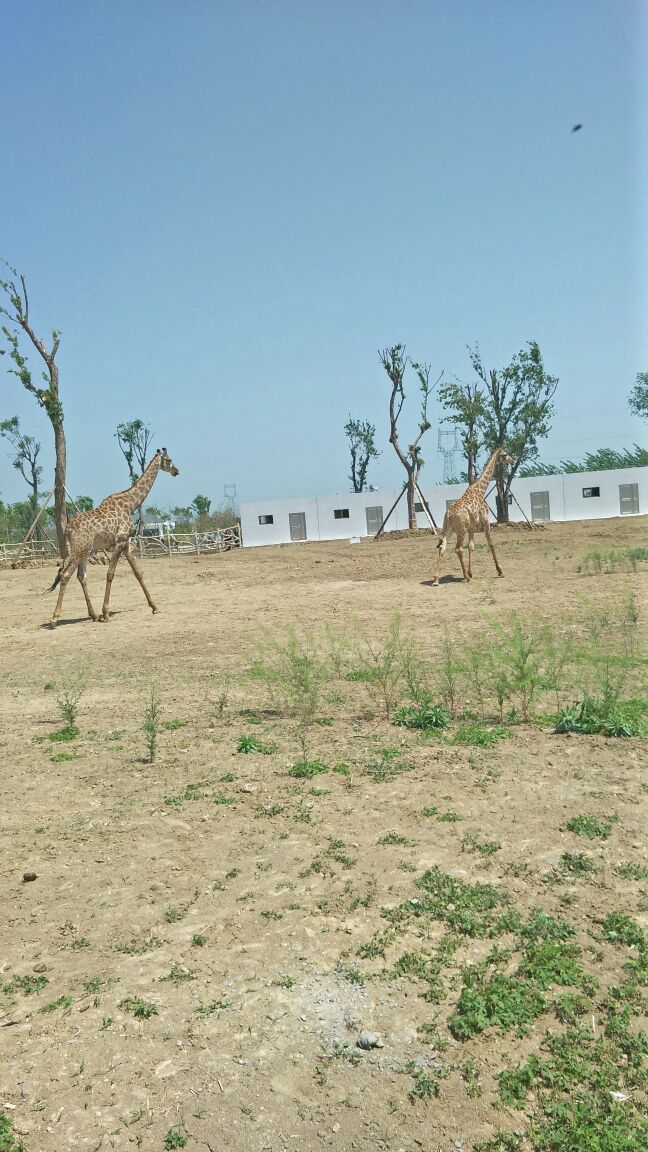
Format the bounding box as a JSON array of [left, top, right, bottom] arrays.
[[432, 447, 514, 585], [49, 448, 179, 626]]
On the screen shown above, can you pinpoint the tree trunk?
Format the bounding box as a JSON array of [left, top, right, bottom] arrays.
[[53, 422, 68, 554], [495, 477, 510, 523], [406, 474, 418, 530]]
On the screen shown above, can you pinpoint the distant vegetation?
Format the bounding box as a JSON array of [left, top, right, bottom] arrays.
[[519, 445, 648, 477]]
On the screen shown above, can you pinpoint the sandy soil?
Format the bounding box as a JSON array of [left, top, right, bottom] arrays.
[[1, 517, 646, 1152]]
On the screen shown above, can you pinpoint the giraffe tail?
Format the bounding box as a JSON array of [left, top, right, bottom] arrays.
[[49, 566, 63, 592]]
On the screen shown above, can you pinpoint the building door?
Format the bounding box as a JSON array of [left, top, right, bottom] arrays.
[[289, 512, 307, 541], [365, 505, 383, 535], [530, 491, 551, 522], [619, 484, 639, 515]]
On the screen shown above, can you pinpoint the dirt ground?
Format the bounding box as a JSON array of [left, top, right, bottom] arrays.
[[1, 517, 646, 1152]]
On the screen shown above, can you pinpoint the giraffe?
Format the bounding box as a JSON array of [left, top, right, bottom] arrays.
[[48, 448, 179, 627], [432, 447, 514, 585]]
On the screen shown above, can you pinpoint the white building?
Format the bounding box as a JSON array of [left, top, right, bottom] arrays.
[[239, 467, 646, 548]]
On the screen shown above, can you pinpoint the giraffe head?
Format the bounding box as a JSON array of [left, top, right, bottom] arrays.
[[497, 447, 514, 468], [158, 448, 180, 477]]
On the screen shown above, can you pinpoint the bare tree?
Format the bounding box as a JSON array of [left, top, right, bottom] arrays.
[[344, 417, 380, 492], [379, 345, 441, 529], [115, 419, 154, 527], [0, 264, 67, 553], [0, 415, 43, 516]]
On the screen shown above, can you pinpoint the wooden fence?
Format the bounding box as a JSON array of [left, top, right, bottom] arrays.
[[0, 525, 242, 568]]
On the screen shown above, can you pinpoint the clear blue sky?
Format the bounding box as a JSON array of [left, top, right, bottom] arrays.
[[1, 0, 646, 508]]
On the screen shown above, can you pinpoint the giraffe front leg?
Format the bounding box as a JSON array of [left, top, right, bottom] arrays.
[[100, 542, 128, 621], [467, 534, 475, 579], [484, 524, 504, 577], [125, 548, 159, 614]]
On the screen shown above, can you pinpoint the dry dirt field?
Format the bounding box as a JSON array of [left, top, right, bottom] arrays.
[[1, 518, 647, 1152]]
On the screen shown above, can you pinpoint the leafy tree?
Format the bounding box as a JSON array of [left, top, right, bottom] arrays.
[[0, 263, 67, 554], [0, 415, 42, 515], [191, 494, 211, 517], [344, 417, 380, 492], [437, 377, 485, 484], [379, 344, 441, 529], [468, 341, 558, 522], [628, 372, 648, 420], [115, 419, 154, 527]]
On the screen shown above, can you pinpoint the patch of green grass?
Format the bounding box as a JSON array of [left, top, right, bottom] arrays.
[[383, 866, 509, 938], [213, 792, 235, 805], [566, 813, 617, 840], [393, 701, 450, 732], [48, 725, 79, 742], [193, 997, 233, 1016], [555, 695, 646, 738], [519, 941, 586, 990], [438, 809, 462, 822], [449, 971, 546, 1038], [164, 905, 187, 923], [11, 974, 48, 996], [50, 750, 80, 762], [602, 911, 646, 948], [421, 806, 438, 817], [288, 760, 327, 778], [453, 723, 511, 747], [0, 1110, 26, 1152], [273, 975, 296, 989], [615, 861, 648, 881], [119, 997, 158, 1020], [163, 1130, 187, 1149], [378, 831, 418, 847], [162, 719, 187, 730], [191, 934, 207, 947], [365, 747, 415, 782], [462, 832, 501, 856], [237, 733, 277, 754], [160, 964, 196, 984], [38, 995, 73, 1014], [117, 935, 164, 955], [558, 852, 598, 876]]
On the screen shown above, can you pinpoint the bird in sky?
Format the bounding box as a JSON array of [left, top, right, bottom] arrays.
[[571, 123, 583, 132]]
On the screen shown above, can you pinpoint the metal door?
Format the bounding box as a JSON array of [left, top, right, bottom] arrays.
[[619, 484, 639, 515], [289, 512, 307, 541], [365, 506, 383, 535], [530, 491, 551, 522]]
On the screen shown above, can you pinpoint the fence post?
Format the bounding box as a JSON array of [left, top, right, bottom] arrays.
[[166, 532, 172, 557], [195, 532, 200, 554]]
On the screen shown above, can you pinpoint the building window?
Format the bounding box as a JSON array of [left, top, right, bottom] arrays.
[[258, 514, 274, 525], [414, 502, 423, 513], [583, 487, 600, 498], [334, 508, 349, 519], [619, 484, 640, 515]]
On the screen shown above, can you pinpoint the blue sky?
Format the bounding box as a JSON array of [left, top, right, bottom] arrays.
[[1, 0, 646, 508]]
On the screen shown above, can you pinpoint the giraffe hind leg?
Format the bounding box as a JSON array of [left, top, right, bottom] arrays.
[[484, 523, 504, 577], [100, 542, 128, 621], [77, 561, 99, 621], [50, 559, 78, 626]]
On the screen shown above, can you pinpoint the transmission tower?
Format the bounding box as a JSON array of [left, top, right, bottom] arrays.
[[438, 428, 460, 482], [223, 483, 239, 510]]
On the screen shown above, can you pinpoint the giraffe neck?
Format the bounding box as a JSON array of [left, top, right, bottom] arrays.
[[125, 454, 162, 514], [473, 449, 502, 496]]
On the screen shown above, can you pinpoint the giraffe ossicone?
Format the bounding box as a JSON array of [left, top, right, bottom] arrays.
[[432, 447, 513, 586], [48, 448, 179, 627]]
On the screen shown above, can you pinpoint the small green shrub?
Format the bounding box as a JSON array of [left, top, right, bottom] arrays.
[[119, 996, 158, 1020], [237, 734, 277, 754], [288, 760, 327, 778], [393, 700, 449, 731], [566, 813, 617, 840], [453, 723, 511, 747]]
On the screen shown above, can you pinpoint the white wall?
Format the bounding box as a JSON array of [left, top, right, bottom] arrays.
[[240, 467, 647, 547]]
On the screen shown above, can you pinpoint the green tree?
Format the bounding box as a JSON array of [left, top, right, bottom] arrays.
[[379, 345, 441, 530], [344, 417, 380, 492], [0, 415, 43, 516], [191, 494, 211, 518], [468, 341, 558, 522], [115, 419, 154, 527], [437, 377, 485, 484], [628, 372, 648, 421], [0, 263, 67, 554]]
